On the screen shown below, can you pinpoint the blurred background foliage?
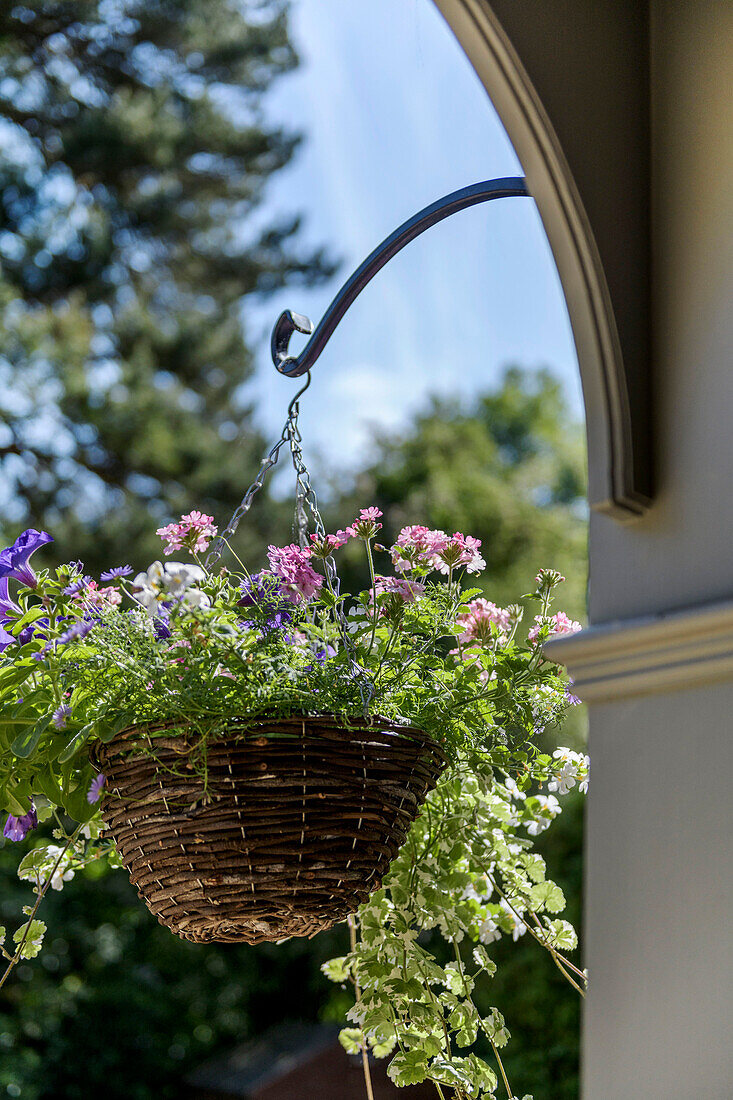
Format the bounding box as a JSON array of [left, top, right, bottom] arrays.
[[0, 2, 587, 1097]]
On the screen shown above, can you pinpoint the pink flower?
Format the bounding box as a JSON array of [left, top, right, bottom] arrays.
[[78, 580, 122, 607], [535, 568, 566, 593], [455, 598, 510, 645], [528, 611, 582, 644], [347, 507, 383, 539], [309, 531, 351, 559], [267, 544, 323, 604], [433, 533, 486, 575], [157, 511, 217, 556], [371, 575, 425, 607], [391, 526, 449, 572]]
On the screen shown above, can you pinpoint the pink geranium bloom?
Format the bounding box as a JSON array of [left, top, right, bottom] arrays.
[[371, 575, 425, 607], [267, 544, 323, 604], [347, 507, 383, 540], [391, 526, 449, 572], [157, 511, 217, 556], [456, 598, 511, 645], [433, 533, 486, 575], [309, 531, 351, 558], [528, 611, 582, 644], [79, 581, 122, 607]]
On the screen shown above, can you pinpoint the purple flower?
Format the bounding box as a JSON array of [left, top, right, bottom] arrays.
[[52, 704, 71, 729], [565, 681, 582, 707], [62, 576, 92, 596], [100, 565, 133, 581], [0, 577, 19, 618], [239, 573, 293, 633], [153, 613, 171, 640], [87, 773, 106, 804], [3, 804, 38, 842], [56, 620, 95, 645], [34, 618, 96, 660], [0, 530, 53, 589], [312, 642, 337, 664]]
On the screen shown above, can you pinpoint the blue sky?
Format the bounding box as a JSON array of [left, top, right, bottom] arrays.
[[243, 0, 581, 476]]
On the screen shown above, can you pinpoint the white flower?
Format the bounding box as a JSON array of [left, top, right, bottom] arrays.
[[548, 748, 587, 795], [50, 867, 75, 891], [500, 898, 527, 940], [163, 562, 205, 594], [526, 793, 561, 835], [42, 846, 76, 891], [478, 916, 501, 944], [181, 587, 210, 610], [578, 755, 590, 793], [463, 874, 493, 904], [504, 777, 526, 801], [133, 561, 209, 616]]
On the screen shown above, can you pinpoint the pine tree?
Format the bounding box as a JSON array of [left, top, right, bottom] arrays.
[[0, 0, 331, 572]]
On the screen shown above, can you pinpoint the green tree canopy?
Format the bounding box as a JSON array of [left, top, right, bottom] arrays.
[[0, 0, 331, 572], [331, 365, 587, 621]]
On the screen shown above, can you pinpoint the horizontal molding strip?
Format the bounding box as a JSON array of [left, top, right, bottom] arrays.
[[543, 599, 733, 703]]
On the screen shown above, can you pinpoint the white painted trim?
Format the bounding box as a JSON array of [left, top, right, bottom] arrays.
[[544, 600, 733, 702]]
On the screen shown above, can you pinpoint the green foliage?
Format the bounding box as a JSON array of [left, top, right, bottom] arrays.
[[332, 366, 587, 620], [0, 838, 348, 1099], [0, 0, 332, 572], [325, 753, 588, 1099], [0, 529, 575, 822]]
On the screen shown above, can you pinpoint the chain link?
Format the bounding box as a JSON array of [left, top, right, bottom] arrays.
[[204, 373, 375, 715]]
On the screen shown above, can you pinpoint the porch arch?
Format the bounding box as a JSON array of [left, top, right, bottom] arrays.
[[434, 0, 652, 520]]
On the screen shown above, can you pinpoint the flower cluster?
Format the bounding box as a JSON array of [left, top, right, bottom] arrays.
[[371, 575, 425, 606], [133, 561, 210, 616], [455, 598, 512, 645], [0, 506, 586, 1099], [347, 507, 383, 540], [390, 524, 485, 575], [547, 747, 590, 795], [156, 511, 217, 556], [266, 544, 323, 604], [528, 610, 582, 644]]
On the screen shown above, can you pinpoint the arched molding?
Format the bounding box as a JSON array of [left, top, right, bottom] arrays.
[[434, 0, 652, 519]]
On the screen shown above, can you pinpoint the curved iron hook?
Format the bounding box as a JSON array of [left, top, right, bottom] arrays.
[[271, 176, 530, 378]]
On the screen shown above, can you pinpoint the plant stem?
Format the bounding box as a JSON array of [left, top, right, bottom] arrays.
[[0, 824, 82, 993], [475, 855, 586, 996], [348, 915, 375, 1100], [490, 1037, 514, 1099], [364, 539, 379, 656]]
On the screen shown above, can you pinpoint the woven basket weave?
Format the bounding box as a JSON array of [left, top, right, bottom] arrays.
[[94, 715, 445, 944]]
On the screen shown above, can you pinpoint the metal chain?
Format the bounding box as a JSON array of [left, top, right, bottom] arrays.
[[204, 374, 313, 568], [284, 404, 375, 715], [204, 373, 374, 715]]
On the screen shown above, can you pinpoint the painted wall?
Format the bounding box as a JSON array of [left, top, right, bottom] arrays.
[[583, 5, 733, 1094], [584, 684, 733, 1096], [436, 1, 733, 1096], [589, 1, 733, 624]]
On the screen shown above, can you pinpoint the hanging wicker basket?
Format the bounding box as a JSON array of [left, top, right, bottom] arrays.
[[93, 715, 445, 944]]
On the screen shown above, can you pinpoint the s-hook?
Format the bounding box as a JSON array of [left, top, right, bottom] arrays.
[[271, 176, 530, 379]]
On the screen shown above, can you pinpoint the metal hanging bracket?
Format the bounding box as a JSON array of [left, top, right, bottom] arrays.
[[271, 176, 529, 378]]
